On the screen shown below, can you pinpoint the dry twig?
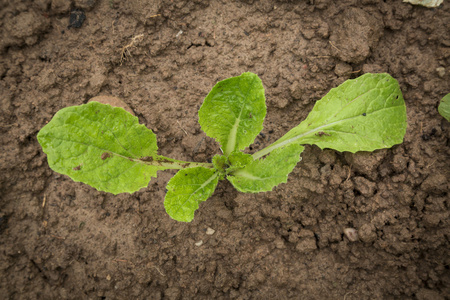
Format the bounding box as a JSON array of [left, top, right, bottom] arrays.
[[154, 266, 166, 276], [177, 120, 188, 135], [345, 164, 352, 182], [329, 40, 341, 52], [120, 34, 144, 65]]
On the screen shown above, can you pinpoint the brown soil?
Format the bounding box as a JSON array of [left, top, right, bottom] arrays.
[[1, 0, 449, 299]]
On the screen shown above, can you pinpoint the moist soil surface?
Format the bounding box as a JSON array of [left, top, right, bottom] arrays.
[[1, 1, 449, 299]]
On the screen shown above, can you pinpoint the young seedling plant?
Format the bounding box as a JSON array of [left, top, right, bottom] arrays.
[[38, 72, 407, 222]]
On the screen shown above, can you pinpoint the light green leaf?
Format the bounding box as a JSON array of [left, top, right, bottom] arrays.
[[403, 0, 443, 8], [212, 154, 228, 173], [227, 151, 253, 174], [254, 73, 407, 158], [438, 93, 450, 121], [198, 72, 266, 156], [228, 151, 253, 170], [228, 144, 304, 193], [164, 167, 219, 222], [212, 152, 253, 177], [38, 102, 179, 194]]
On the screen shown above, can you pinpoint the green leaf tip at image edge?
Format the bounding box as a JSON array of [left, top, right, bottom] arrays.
[[253, 73, 407, 158], [164, 167, 219, 222], [37, 101, 203, 195], [438, 93, 450, 121], [198, 72, 266, 156]]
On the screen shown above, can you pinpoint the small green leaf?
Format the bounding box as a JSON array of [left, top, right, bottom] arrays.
[[438, 93, 450, 121], [227, 151, 253, 174], [212, 154, 228, 179], [228, 144, 304, 193], [255, 73, 407, 158], [228, 151, 253, 169], [37, 102, 171, 194], [212, 154, 228, 172], [198, 72, 266, 156], [164, 167, 219, 222]]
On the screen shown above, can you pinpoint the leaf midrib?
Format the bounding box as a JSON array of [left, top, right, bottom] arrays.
[[224, 75, 257, 155], [253, 103, 405, 159], [171, 172, 219, 217], [231, 169, 283, 181]]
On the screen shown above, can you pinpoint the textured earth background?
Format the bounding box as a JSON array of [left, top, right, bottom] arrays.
[[1, 0, 449, 299]]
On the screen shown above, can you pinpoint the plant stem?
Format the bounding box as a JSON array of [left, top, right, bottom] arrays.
[[136, 155, 214, 170], [252, 127, 317, 159]]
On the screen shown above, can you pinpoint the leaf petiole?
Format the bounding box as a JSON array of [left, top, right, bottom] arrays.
[[135, 155, 214, 169], [252, 128, 313, 160]]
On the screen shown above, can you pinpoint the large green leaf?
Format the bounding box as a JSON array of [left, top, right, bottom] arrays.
[[198, 72, 266, 156], [38, 102, 176, 194], [228, 144, 304, 193], [254, 73, 407, 158], [438, 93, 450, 121], [164, 167, 219, 222]]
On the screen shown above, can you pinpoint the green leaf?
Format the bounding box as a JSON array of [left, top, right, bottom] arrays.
[[228, 144, 304, 193], [164, 167, 219, 222], [38, 102, 175, 194], [198, 72, 266, 156], [228, 151, 253, 170], [212, 154, 228, 179], [438, 93, 450, 121], [254, 73, 407, 158], [403, 0, 443, 8], [212, 154, 228, 172]]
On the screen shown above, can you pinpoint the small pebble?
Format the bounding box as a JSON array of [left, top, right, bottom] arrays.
[[106, 274, 111, 281], [195, 240, 203, 247], [206, 227, 215, 235], [436, 67, 445, 78], [344, 228, 359, 242]]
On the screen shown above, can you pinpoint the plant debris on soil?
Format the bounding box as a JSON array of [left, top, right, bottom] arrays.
[[0, 1, 449, 299]]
